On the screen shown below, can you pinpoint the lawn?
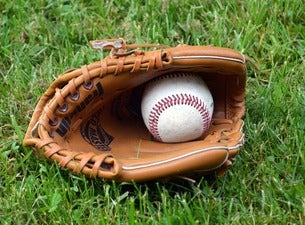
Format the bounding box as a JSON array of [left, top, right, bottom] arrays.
[[1, 0, 304, 224]]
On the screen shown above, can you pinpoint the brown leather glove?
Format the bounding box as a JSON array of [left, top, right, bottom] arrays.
[[23, 39, 248, 182]]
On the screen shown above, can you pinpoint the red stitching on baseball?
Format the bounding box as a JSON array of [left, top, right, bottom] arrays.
[[148, 93, 211, 142]]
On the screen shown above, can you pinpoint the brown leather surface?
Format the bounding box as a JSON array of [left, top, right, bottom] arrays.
[[24, 41, 247, 182]]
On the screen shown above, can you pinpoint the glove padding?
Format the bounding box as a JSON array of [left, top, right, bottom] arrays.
[[23, 39, 247, 182]]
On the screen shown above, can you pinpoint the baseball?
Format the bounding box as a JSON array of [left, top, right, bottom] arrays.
[[141, 73, 214, 143]]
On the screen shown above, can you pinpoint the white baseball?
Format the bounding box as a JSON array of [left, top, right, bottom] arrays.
[[141, 73, 214, 143]]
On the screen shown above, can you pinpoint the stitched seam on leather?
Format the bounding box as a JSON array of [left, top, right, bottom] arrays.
[[122, 132, 244, 171], [148, 93, 211, 142], [122, 146, 232, 171], [173, 55, 245, 64]]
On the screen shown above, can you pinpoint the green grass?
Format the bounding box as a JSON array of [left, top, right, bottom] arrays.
[[1, 0, 305, 224]]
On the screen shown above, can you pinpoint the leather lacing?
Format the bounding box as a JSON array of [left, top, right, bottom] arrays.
[[36, 137, 119, 178], [81, 65, 94, 89], [44, 46, 166, 130], [35, 40, 168, 178], [210, 119, 233, 143], [68, 79, 80, 101]]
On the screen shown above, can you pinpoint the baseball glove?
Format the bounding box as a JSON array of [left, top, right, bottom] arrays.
[[23, 39, 248, 182]]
